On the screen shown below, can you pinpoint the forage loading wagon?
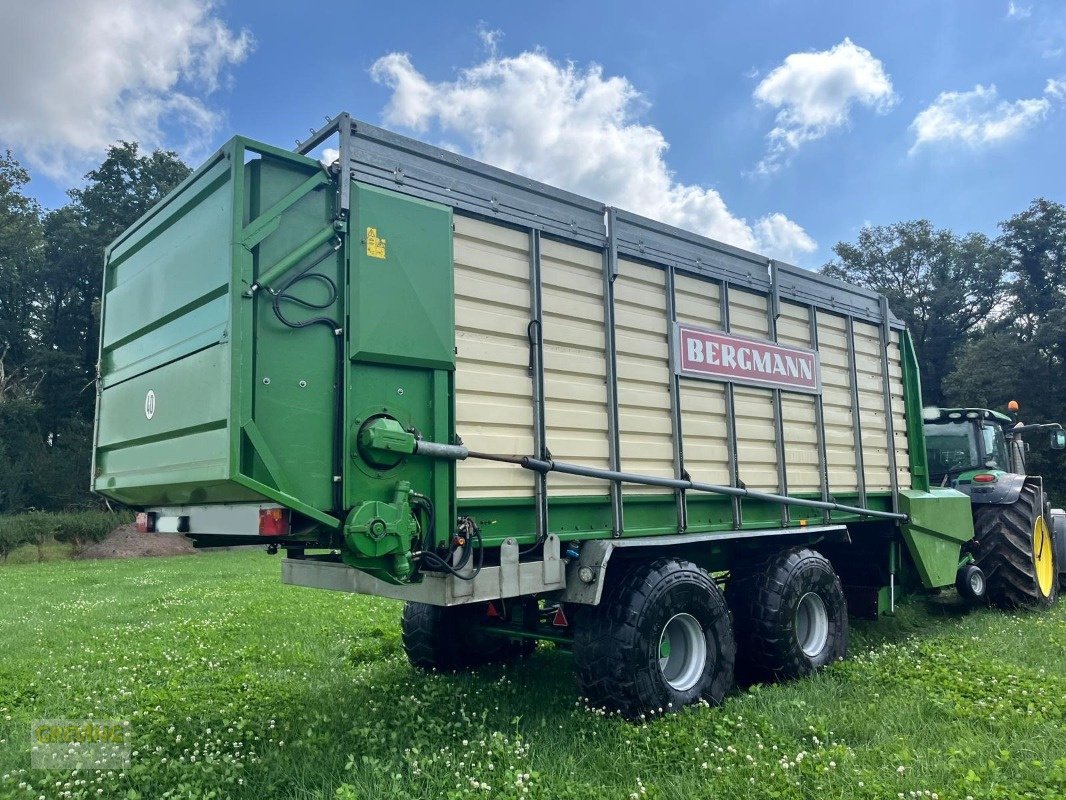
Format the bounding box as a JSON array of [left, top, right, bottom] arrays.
[[92, 113, 1060, 717]]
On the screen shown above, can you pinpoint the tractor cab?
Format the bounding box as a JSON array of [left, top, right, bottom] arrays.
[[922, 403, 1065, 493], [923, 407, 1019, 487]]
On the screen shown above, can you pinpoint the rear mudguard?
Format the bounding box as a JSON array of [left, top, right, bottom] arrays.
[[957, 473, 1026, 505]]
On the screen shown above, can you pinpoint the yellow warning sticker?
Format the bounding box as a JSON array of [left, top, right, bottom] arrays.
[[366, 227, 387, 260]]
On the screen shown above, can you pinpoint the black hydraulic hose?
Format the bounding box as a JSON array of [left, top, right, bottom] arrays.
[[268, 239, 345, 512]]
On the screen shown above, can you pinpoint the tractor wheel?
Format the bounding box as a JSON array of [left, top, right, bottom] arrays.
[[573, 558, 735, 719], [401, 601, 533, 671], [972, 483, 1058, 609], [727, 547, 848, 683]]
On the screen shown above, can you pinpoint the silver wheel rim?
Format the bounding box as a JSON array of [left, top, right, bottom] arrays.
[[969, 570, 985, 596], [795, 592, 829, 658], [658, 613, 707, 692]]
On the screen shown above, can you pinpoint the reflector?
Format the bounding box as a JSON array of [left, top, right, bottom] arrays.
[[259, 507, 290, 536]]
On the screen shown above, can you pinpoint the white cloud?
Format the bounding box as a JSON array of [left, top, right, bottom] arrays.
[[754, 214, 818, 263], [370, 49, 817, 262], [753, 38, 896, 174], [1007, 2, 1033, 20], [1047, 78, 1066, 100], [0, 0, 252, 181], [909, 84, 1055, 152]]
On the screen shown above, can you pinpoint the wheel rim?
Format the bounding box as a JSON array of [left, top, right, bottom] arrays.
[[1034, 516, 1054, 598], [794, 592, 829, 658], [969, 569, 985, 596], [658, 613, 707, 692]]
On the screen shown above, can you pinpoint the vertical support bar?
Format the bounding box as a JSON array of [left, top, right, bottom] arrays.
[[768, 262, 789, 526], [845, 316, 867, 510], [719, 281, 742, 529], [809, 305, 831, 524], [665, 266, 687, 532], [901, 330, 930, 491], [528, 229, 549, 542], [604, 209, 623, 537], [337, 112, 352, 220], [879, 297, 900, 515]]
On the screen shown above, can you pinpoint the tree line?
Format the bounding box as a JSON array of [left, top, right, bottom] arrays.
[[0, 145, 189, 512], [1, 145, 1065, 510]]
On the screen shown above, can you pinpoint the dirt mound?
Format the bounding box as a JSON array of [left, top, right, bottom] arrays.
[[76, 525, 199, 560]]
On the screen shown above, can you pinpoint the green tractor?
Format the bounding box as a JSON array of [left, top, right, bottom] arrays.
[[923, 403, 1065, 607]]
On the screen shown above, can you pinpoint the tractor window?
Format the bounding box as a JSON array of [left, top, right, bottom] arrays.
[[981, 424, 1010, 470], [925, 421, 980, 477]]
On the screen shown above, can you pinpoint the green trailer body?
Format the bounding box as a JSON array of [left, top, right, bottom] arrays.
[[92, 114, 975, 595], [92, 116, 984, 672]]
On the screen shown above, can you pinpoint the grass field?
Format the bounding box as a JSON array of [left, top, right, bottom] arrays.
[[0, 551, 1063, 800]]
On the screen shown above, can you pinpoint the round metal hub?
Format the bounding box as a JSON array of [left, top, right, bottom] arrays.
[[658, 613, 707, 692], [794, 592, 829, 658], [968, 568, 986, 597]]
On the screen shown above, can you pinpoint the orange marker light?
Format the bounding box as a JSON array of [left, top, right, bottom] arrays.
[[1008, 400, 1020, 412]]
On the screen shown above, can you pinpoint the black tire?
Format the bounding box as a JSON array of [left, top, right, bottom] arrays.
[[727, 547, 848, 683], [401, 601, 533, 671], [955, 564, 987, 602], [573, 558, 735, 719], [972, 482, 1058, 609]]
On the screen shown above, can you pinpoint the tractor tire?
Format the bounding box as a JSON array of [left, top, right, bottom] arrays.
[[972, 483, 1058, 609], [573, 558, 735, 719], [727, 547, 848, 683], [401, 601, 533, 671]]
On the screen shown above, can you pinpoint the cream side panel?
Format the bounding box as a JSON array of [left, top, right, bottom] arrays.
[[675, 274, 722, 327], [541, 238, 610, 496], [728, 290, 777, 490], [453, 216, 535, 499], [817, 310, 859, 491], [778, 301, 821, 492], [854, 321, 893, 492], [615, 259, 674, 494], [890, 331, 911, 487], [675, 273, 730, 484]]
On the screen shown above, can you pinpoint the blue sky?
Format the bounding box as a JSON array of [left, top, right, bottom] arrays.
[[2, 0, 1065, 266]]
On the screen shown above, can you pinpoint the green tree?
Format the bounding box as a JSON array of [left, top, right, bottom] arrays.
[[822, 220, 1007, 405], [0, 151, 44, 373], [35, 142, 191, 426], [994, 200, 1066, 500]]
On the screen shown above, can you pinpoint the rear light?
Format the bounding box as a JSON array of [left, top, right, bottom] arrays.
[[973, 473, 997, 483], [259, 508, 290, 536], [135, 512, 155, 533]]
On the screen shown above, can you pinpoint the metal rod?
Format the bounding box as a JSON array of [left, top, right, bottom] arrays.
[[603, 209, 624, 537], [665, 265, 687, 532], [879, 297, 900, 515], [845, 316, 867, 509], [529, 228, 549, 543], [480, 625, 572, 646], [719, 282, 742, 528], [768, 261, 789, 525], [809, 304, 831, 524], [515, 457, 907, 521]]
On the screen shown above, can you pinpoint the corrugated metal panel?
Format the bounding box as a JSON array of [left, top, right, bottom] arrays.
[[729, 289, 777, 491], [817, 310, 859, 491], [453, 216, 535, 499], [890, 331, 911, 487], [777, 301, 821, 493], [674, 275, 731, 485], [541, 237, 610, 496], [452, 221, 909, 503], [615, 260, 674, 493], [854, 320, 892, 492]]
